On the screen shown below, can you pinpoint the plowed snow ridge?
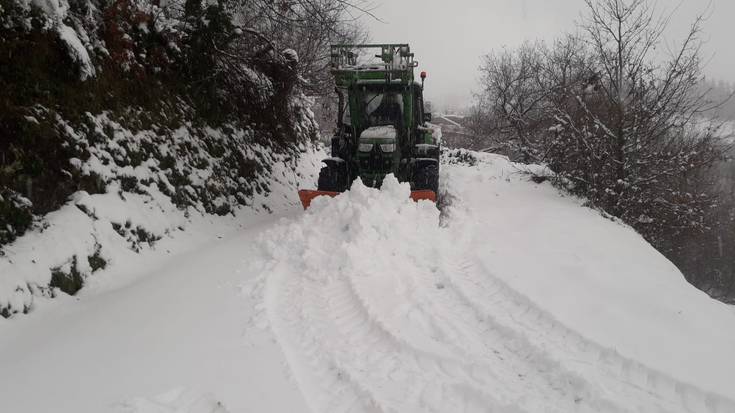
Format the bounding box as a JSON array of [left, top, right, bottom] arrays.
[[255, 153, 735, 413]]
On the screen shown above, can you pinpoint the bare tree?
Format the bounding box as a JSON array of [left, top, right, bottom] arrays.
[[475, 41, 549, 161], [551, 0, 727, 246], [227, 0, 372, 137], [171, 0, 372, 134], [237, 0, 372, 94], [473, 36, 593, 161]]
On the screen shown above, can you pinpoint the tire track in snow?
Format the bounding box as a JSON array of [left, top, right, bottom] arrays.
[[264, 238, 735, 413], [348, 249, 627, 413], [267, 240, 620, 411], [265, 263, 383, 413], [447, 258, 735, 413], [269, 258, 518, 413]]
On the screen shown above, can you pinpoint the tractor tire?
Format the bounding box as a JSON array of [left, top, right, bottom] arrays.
[[412, 160, 439, 193], [331, 134, 353, 159], [330, 136, 344, 158], [318, 161, 349, 192]]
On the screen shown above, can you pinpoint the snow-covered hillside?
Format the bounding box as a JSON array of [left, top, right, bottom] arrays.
[[1, 150, 734, 412], [0, 116, 321, 317]]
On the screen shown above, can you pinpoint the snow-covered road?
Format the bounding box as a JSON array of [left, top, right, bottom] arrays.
[[2, 150, 735, 412], [0, 213, 308, 413]]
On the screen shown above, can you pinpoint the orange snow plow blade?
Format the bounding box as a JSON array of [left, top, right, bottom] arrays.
[[409, 190, 438, 203], [298, 189, 437, 209], [298, 190, 341, 209]]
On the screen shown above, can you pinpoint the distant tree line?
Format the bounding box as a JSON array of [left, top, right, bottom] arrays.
[[699, 80, 735, 121], [468, 0, 735, 302]]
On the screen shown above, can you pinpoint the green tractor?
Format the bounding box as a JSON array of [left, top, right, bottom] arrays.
[[299, 44, 440, 208]]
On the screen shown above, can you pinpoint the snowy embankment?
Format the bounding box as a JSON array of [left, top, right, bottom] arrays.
[[0, 110, 320, 316], [1, 150, 735, 412]]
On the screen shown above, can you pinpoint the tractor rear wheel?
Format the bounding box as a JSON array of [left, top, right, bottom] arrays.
[[412, 160, 439, 193], [317, 161, 349, 192]]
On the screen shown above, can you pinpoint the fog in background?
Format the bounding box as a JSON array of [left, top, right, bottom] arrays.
[[364, 0, 735, 112]]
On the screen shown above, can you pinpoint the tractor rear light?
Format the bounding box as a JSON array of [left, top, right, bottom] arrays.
[[358, 143, 373, 152], [380, 143, 396, 153], [420, 71, 427, 79]]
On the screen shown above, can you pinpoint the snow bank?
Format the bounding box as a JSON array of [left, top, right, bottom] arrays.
[[0, 184, 183, 314], [0, 111, 325, 316], [443, 150, 735, 404]]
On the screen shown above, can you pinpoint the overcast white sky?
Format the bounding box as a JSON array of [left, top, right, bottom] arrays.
[[363, 0, 735, 111]]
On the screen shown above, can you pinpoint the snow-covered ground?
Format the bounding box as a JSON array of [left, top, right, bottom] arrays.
[[2, 150, 735, 412]]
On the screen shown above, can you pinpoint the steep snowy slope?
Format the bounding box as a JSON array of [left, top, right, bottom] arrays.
[[445, 152, 735, 405], [1, 150, 734, 413]]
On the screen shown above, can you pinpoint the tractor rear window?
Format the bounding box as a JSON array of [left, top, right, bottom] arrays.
[[363, 92, 403, 126]]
